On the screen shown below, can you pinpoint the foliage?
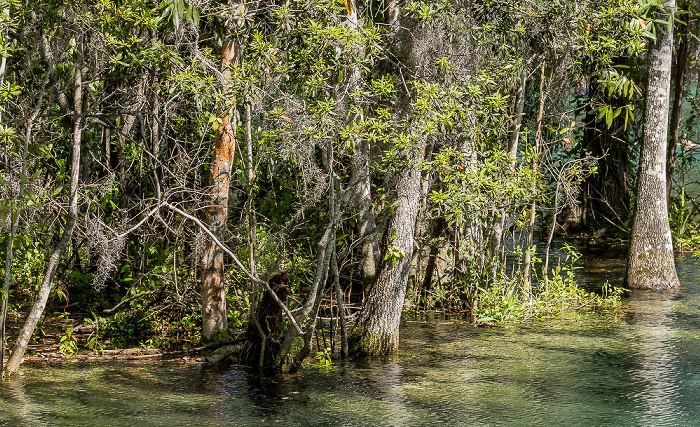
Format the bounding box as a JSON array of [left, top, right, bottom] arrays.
[[0, 0, 684, 367], [58, 327, 78, 356], [477, 246, 623, 323], [313, 347, 333, 368]]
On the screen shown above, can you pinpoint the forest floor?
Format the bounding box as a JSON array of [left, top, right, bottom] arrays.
[[3, 311, 243, 366]]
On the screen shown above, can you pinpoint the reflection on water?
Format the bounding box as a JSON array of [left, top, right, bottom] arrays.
[[2, 254, 700, 426]]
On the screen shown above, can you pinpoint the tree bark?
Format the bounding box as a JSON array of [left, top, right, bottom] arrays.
[[201, 39, 240, 341], [4, 41, 83, 376], [332, 247, 349, 359], [0, 3, 12, 372], [350, 143, 425, 355], [0, 74, 49, 372], [344, 0, 379, 296], [507, 72, 527, 163], [352, 137, 379, 296], [421, 217, 447, 300], [666, 1, 690, 203], [625, 1, 680, 290]]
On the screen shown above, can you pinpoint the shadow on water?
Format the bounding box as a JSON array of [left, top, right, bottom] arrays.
[[1, 250, 700, 425]]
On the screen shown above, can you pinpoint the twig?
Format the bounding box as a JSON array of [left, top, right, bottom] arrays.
[[103, 291, 156, 315], [163, 202, 304, 336]]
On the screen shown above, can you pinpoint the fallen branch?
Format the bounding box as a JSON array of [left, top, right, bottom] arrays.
[[103, 291, 156, 315]]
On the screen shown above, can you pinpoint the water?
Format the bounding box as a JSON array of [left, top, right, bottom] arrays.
[[2, 254, 700, 426]]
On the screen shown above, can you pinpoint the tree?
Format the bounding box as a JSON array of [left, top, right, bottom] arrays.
[[200, 36, 241, 341], [625, 0, 680, 290], [5, 36, 84, 376], [666, 0, 691, 202]]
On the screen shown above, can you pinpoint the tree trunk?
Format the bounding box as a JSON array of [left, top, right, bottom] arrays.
[[583, 78, 631, 224], [421, 217, 447, 300], [0, 3, 12, 372], [201, 39, 239, 341], [352, 136, 379, 296], [1, 74, 49, 372], [523, 63, 546, 293], [625, 1, 680, 290], [4, 41, 83, 376], [345, 0, 379, 296], [507, 72, 527, 163], [666, 1, 690, 203], [350, 143, 425, 355]]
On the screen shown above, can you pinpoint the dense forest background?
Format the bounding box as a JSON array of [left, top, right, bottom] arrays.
[[0, 0, 698, 374]]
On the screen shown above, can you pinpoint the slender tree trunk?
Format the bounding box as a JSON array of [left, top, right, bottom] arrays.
[[4, 41, 83, 376], [0, 75, 49, 372], [344, 0, 379, 296], [421, 217, 447, 301], [0, 3, 12, 371], [244, 100, 268, 368], [625, 0, 680, 290], [332, 247, 348, 359], [666, 1, 690, 203], [507, 72, 527, 162], [0, 4, 9, 91], [522, 63, 546, 293], [484, 72, 527, 284], [280, 141, 340, 371], [201, 39, 240, 341]]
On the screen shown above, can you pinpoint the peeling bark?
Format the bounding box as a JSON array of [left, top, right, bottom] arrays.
[[201, 39, 240, 341]]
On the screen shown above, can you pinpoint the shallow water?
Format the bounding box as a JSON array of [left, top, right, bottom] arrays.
[[2, 254, 700, 426]]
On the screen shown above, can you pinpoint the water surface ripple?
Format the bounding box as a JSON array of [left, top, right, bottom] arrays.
[[2, 254, 700, 426]]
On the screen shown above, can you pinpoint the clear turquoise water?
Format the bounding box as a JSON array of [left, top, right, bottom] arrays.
[[1, 255, 700, 426]]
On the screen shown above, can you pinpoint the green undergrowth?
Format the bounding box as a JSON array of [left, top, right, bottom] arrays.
[[477, 247, 626, 324], [477, 275, 626, 324], [670, 188, 700, 252], [407, 245, 627, 325]]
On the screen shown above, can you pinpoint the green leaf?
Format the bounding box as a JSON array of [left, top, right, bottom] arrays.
[[53, 185, 63, 196]]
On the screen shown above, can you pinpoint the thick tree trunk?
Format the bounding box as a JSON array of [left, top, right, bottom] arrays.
[[666, 2, 689, 203], [201, 40, 239, 341], [350, 143, 425, 354], [4, 43, 83, 376], [625, 1, 680, 290]]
